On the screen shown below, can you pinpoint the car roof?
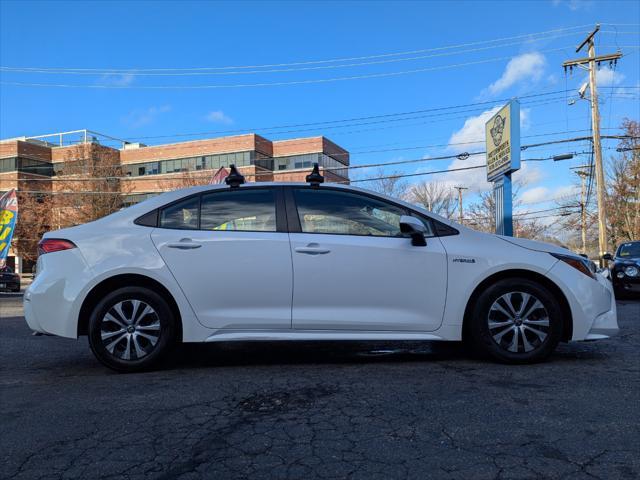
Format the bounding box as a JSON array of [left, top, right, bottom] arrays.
[[75, 181, 463, 232]]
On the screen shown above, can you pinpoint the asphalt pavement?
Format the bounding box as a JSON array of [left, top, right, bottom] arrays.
[[1, 295, 638, 480]]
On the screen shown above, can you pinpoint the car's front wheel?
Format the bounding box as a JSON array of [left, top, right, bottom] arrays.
[[468, 278, 563, 364], [88, 287, 177, 372]]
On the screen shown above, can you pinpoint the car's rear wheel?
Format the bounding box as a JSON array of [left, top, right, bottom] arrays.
[[468, 278, 563, 364], [88, 287, 177, 372]]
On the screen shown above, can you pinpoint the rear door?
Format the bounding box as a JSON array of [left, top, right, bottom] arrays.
[[151, 187, 293, 330], [287, 187, 448, 332]]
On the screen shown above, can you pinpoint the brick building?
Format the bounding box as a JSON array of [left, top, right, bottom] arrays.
[[0, 129, 350, 273]]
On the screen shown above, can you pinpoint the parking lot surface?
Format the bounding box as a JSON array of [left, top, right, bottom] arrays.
[[1, 296, 638, 480]]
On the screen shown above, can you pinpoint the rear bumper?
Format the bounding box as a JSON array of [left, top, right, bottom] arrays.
[[23, 249, 94, 338]]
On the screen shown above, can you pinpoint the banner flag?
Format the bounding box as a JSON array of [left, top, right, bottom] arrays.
[[0, 189, 18, 268], [210, 167, 229, 184]]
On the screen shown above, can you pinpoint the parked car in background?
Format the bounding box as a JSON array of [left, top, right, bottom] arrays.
[[604, 241, 640, 299], [24, 168, 618, 372], [0, 265, 21, 293]]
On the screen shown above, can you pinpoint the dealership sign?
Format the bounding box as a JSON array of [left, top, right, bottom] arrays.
[[0, 189, 18, 267], [486, 100, 520, 182], [485, 100, 520, 236]]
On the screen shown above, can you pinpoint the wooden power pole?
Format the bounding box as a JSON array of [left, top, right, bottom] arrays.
[[563, 25, 621, 263], [454, 186, 468, 224], [572, 167, 591, 255]]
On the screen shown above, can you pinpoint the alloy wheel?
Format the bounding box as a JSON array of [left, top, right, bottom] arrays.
[[100, 300, 161, 361], [487, 291, 550, 354]]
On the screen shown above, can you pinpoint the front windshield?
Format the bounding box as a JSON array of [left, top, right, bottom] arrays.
[[617, 242, 640, 258]]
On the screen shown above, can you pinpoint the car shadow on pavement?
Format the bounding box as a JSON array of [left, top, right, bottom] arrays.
[[170, 340, 471, 369], [165, 338, 612, 371]]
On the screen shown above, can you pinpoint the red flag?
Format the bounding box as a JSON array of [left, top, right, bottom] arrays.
[[210, 167, 229, 185]]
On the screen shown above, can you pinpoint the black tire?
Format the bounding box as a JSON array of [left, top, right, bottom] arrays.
[[88, 286, 178, 372], [468, 278, 563, 364]]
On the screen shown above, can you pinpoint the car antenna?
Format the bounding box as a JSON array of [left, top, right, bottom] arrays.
[[225, 164, 245, 188], [306, 163, 324, 187]]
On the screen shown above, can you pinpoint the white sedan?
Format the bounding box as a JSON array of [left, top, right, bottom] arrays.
[[24, 176, 618, 372]]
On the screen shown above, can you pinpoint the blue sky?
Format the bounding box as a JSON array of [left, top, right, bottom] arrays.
[[1, 0, 638, 217]]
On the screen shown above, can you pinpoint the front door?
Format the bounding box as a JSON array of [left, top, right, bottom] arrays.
[[288, 187, 448, 332], [151, 187, 292, 330]]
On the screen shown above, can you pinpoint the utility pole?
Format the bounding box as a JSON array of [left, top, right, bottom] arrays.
[[454, 186, 468, 224], [563, 25, 622, 264], [571, 165, 591, 255]]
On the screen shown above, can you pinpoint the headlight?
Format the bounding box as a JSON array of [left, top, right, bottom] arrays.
[[550, 253, 596, 279], [624, 265, 639, 277]]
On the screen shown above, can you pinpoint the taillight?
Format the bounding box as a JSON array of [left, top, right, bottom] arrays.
[[38, 238, 77, 255]]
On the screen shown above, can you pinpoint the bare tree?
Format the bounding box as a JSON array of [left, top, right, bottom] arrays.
[[363, 169, 409, 199], [407, 181, 457, 218], [465, 185, 549, 240], [606, 118, 639, 245], [555, 177, 598, 255], [13, 192, 53, 263], [53, 144, 131, 228]]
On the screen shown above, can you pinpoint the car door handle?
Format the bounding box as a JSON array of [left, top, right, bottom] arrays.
[[167, 239, 202, 250], [295, 244, 330, 255]]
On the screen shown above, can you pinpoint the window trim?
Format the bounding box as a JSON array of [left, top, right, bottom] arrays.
[[284, 185, 458, 238], [137, 186, 286, 233]]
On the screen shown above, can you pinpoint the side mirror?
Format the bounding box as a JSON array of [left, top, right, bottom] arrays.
[[399, 215, 427, 247], [602, 253, 613, 261]]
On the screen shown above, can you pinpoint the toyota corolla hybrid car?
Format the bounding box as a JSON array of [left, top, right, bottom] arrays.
[[24, 169, 618, 372]]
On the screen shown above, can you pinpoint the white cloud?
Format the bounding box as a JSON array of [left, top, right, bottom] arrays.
[[519, 184, 578, 206], [123, 105, 171, 128], [595, 67, 625, 87], [551, 0, 595, 11], [205, 110, 234, 124], [520, 186, 552, 204], [99, 73, 135, 87], [485, 52, 546, 96], [449, 106, 530, 152], [449, 106, 501, 152], [428, 107, 537, 192]]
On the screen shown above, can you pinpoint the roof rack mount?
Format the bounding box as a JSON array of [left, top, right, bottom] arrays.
[[306, 163, 324, 187], [225, 164, 245, 188]]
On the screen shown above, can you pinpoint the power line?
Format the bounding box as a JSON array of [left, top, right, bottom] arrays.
[[0, 34, 592, 77], [0, 46, 598, 90], [0, 25, 594, 74]]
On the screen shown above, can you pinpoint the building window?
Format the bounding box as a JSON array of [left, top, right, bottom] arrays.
[[271, 153, 348, 178], [0, 157, 54, 176], [0, 158, 17, 173]]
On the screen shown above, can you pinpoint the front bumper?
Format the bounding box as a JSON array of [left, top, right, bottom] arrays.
[[612, 274, 640, 295], [0, 280, 20, 291], [584, 273, 619, 340], [547, 262, 619, 341]]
